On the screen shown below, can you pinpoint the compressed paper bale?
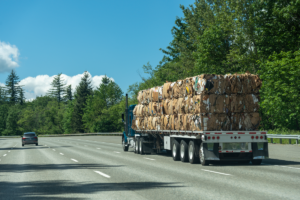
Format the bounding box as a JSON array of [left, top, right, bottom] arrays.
[[136, 117, 144, 130], [182, 114, 192, 130], [230, 94, 244, 113], [133, 105, 138, 116], [158, 86, 163, 101], [131, 119, 137, 130], [194, 74, 230, 95], [172, 80, 184, 99], [210, 94, 230, 114], [170, 115, 177, 130], [147, 116, 153, 130], [163, 82, 172, 99], [152, 116, 161, 130], [193, 94, 210, 114], [163, 115, 171, 130], [184, 96, 194, 114], [184, 77, 195, 97], [172, 99, 178, 114], [176, 98, 185, 114], [175, 114, 184, 130], [160, 115, 164, 130], [230, 113, 260, 131], [244, 94, 259, 112], [163, 99, 170, 115], [216, 114, 230, 131], [150, 87, 159, 102], [155, 102, 162, 116], [230, 74, 243, 94]]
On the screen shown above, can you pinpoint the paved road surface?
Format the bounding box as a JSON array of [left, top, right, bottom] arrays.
[[1, 136, 300, 199]]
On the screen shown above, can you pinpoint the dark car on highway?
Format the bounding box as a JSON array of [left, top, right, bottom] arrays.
[[22, 132, 38, 146]]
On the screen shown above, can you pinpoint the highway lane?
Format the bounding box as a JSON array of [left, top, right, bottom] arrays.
[[0, 136, 300, 200]]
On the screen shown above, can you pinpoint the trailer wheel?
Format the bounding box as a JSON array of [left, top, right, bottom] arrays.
[[122, 137, 128, 152], [172, 140, 180, 161], [199, 143, 209, 166], [139, 138, 144, 155], [180, 140, 188, 162], [188, 140, 200, 164], [252, 159, 262, 165], [135, 138, 139, 154]]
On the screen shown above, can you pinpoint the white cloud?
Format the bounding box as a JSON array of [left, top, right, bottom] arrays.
[[18, 72, 113, 100], [0, 41, 20, 73]]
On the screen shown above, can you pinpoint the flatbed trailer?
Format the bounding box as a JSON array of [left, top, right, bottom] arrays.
[[122, 94, 269, 166]]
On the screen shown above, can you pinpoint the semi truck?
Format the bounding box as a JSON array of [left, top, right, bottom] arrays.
[[122, 94, 269, 166]]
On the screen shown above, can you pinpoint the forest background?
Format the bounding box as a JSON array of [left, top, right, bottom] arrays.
[[0, 0, 300, 136]]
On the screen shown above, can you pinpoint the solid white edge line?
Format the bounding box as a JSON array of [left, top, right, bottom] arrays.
[[94, 171, 110, 178], [201, 169, 231, 176], [3, 154, 7, 156], [71, 159, 78, 162], [144, 157, 155, 161]]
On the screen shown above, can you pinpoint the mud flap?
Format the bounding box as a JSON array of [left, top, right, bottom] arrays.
[[142, 141, 153, 154], [252, 142, 269, 159], [203, 143, 220, 160]]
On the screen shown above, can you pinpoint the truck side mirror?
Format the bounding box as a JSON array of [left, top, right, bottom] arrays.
[[121, 113, 124, 122]]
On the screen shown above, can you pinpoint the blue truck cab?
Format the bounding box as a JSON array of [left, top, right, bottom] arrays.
[[121, 94, 136, 151]]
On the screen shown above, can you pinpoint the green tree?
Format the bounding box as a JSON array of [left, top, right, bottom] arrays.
[[3, 106, 21, 135], [19, 88, 25, 105], [47, 73, 67, 108], [0, 105, 9, 135], [73, 71, 93, 133], [5, 69, 22, 104], [65, 85, 73, 101], [83, 75, 123, 132], [259, 50, 300, 130]]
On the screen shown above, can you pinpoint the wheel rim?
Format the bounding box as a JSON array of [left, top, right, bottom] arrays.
[[135, 140, 138, 151], [140, 140, 142, 152], [180, 144, 184, 158], [173, 144, 176, 157], [189, 145, 193, 160], [200, 146, 204, 163]]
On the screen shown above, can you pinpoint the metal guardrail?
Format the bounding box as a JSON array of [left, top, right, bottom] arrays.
[[267, 134, 300, 145]]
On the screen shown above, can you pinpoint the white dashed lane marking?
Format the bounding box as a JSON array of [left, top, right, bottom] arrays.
[[144, 158, 155, 161], [94, 171, 110, 178], [114, 151, 120, 153], [60, 153, 64, 155], [97, 148, 101, 149], [201, 169, 231, 176], [3, 154, 7, 156], [71, 159, 78, 162]]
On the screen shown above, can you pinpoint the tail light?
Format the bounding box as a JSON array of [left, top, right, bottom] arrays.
[[251, 136, 254, 139], [260, 136, 263, 139], [34, 137, 37, 139], [234, 136, 237, 139], [22, 137, 25, 140], [208, 136, 211, 140], [256, 136, 259, 139], [217, 136, 220, 139], [212, 136, 215, 140]]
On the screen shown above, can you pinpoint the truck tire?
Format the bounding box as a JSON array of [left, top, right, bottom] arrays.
[[172, 139, 180, 161], [199, 143, 209, 166], [180, 140, 188, 162], [134, 138, 139, 154], [139, 137, 144, 155], [188, 140, 200, 164], [252, 159, 262, 165], [122, 137, 128, 152]]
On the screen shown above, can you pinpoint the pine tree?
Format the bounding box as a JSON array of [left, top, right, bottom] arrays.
[[0, 86, 7, 103], [65, 85, 73, 101], [47, 73, 67, 108], [5, 70, 22, 104], [73, 71, 93, 133], [19, 88, 25, 105]]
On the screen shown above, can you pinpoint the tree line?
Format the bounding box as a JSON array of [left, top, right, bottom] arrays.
[[0, 71, 129, 135], [1, 0, 299, 135]]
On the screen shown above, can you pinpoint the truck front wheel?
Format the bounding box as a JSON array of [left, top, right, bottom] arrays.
[[122, 137, 128, 152], [172, 140, 180, 161]]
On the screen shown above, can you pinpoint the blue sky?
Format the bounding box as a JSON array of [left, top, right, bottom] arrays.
[[0, 0, 195, 99]]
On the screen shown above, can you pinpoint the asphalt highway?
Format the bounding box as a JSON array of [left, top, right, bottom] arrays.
[[1, 136, 300, 200]]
